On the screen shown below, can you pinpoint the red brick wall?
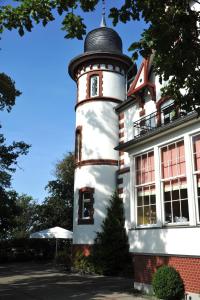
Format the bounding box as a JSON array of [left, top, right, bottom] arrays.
[[73, 244, 93, 257], [133, 254, 200, 294]]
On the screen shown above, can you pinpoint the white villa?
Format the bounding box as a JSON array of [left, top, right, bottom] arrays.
[[68, 6, 200, 299]]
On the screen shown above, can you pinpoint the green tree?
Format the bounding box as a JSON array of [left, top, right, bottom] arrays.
[[0, 73, 30, 240], [92, 192, 131, 275], [12, 194, 37, 239], [35, 152, 75, 231], [0, 1, 200, 112], [0, 188, 19, 239]]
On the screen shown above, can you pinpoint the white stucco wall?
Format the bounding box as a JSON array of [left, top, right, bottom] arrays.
[[76, 101, 119, 160], [78, 74, 87, 102], [103, 71, 126, 100], [73, 165, 118, 244]]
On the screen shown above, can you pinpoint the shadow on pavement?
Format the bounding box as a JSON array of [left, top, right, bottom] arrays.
[[0, 262, 145, 300]]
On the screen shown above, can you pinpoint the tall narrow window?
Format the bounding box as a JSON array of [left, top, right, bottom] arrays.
[[75, 126, 82, 163], [192, 134, 200, 222], [135, 151, 156, 226], [78, 187, 94, 225], [90, 75, 99, 97], [161, 140, 189, 224]]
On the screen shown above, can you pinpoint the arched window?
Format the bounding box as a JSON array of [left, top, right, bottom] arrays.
[[90, 75, 99, 97], [75, 126, 82, 163]]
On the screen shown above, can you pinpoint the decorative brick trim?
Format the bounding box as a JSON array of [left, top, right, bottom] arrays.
[[118, 187, 123, 194], [75, 97, 122, 110], [77, 67, 125, 80], [119, 112, 124, 121], [133, 254, 200, 294], [78, 187, 94, 225], [76, 159, 118, 168], [119, 132, 124, 138], [86, 70, 103, 99], [117, 167, 130, 175], [75, 126, 82, 163], [119, 159, 124, 166], [119, 151, 124, 157], [119, 123, 124, 129], [139, 109, 146, 117], [73, 244, 93, 257], [117, 177, 123, 185]]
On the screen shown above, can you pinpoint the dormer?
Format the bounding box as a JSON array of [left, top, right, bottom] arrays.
[[127, 58, 156, 101]]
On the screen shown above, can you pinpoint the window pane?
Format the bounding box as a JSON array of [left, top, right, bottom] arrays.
[[180, 188, 188, 199], [165, 202, 172, 223], [144, 206, 150, 224], [173, 201, 180, 222], [150, 194, 156, 204], [137, 207, 143, 225], [181, 200, 189, 221], [150, 205, 157, 224], [90, 75, 99, 97]]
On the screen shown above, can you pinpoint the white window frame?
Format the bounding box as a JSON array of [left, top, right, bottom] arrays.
[[191, 133, 200, 224], [134, 150, 158, 228], [160, 139, 190, 226]]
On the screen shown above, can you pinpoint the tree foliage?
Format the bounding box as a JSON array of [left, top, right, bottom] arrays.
[[92, 192, 131, 275], [35, 152, 75, 231], [0, 72, 30, 240], [1, 1, 199, 112]]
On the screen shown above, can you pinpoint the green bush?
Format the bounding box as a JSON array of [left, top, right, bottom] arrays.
[[152, 265, 185, 300], [73, 250, 95, 274]]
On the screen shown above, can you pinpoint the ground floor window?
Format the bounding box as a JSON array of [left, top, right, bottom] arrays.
[[161, 140, 189, 224], [78, 187, 94, 225], [135, 151, 156, 226]]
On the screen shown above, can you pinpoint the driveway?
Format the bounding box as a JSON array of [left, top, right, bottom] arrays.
[[0, 262, 151, 300]]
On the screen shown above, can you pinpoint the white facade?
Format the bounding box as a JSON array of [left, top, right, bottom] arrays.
[[69, 24, 200, 297]]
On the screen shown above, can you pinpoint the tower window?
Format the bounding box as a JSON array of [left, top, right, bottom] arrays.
[[75, 126, 82, 163], [90, 75, 99, 97], [78, 187, 94, 225]]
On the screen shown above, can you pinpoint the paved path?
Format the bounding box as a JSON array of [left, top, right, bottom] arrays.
[[0, 263, 151, 300]]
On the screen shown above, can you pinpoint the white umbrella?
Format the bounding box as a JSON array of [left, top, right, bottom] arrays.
[[30, 226, 73, 258]]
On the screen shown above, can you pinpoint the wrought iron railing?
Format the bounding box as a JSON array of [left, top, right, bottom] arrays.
[[133, 103, 192, 138]]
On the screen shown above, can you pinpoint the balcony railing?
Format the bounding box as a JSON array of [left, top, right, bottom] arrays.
[[133, 103, 193, 138]]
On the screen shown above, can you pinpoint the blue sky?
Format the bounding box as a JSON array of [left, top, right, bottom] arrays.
[[0, 1, 146, 203]]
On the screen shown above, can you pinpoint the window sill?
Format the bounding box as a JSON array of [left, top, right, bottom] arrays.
[[78, 218, 94, 225]]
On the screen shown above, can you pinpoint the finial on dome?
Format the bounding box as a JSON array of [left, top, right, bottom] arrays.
[[100, 0, 106, 27]]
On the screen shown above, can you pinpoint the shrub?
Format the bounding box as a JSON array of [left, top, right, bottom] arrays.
[[92, 192, 132, 276], [73, 250, 95, 274], [152, 265, 185, 300]]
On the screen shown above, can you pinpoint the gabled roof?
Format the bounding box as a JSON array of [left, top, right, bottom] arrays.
[[127, 58, 156, 100]]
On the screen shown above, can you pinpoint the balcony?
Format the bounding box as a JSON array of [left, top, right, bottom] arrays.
[[133, 103, 194, 138]]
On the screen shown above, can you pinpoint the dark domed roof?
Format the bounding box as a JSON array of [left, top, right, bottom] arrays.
[[84, 27, 122, 54]]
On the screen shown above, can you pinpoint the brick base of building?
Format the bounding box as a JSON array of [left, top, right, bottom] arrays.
[[72, 244, 93, 257], [133, 254, 200, 295]]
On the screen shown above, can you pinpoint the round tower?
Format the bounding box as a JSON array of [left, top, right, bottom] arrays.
[[68, 24, 132, 252]]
